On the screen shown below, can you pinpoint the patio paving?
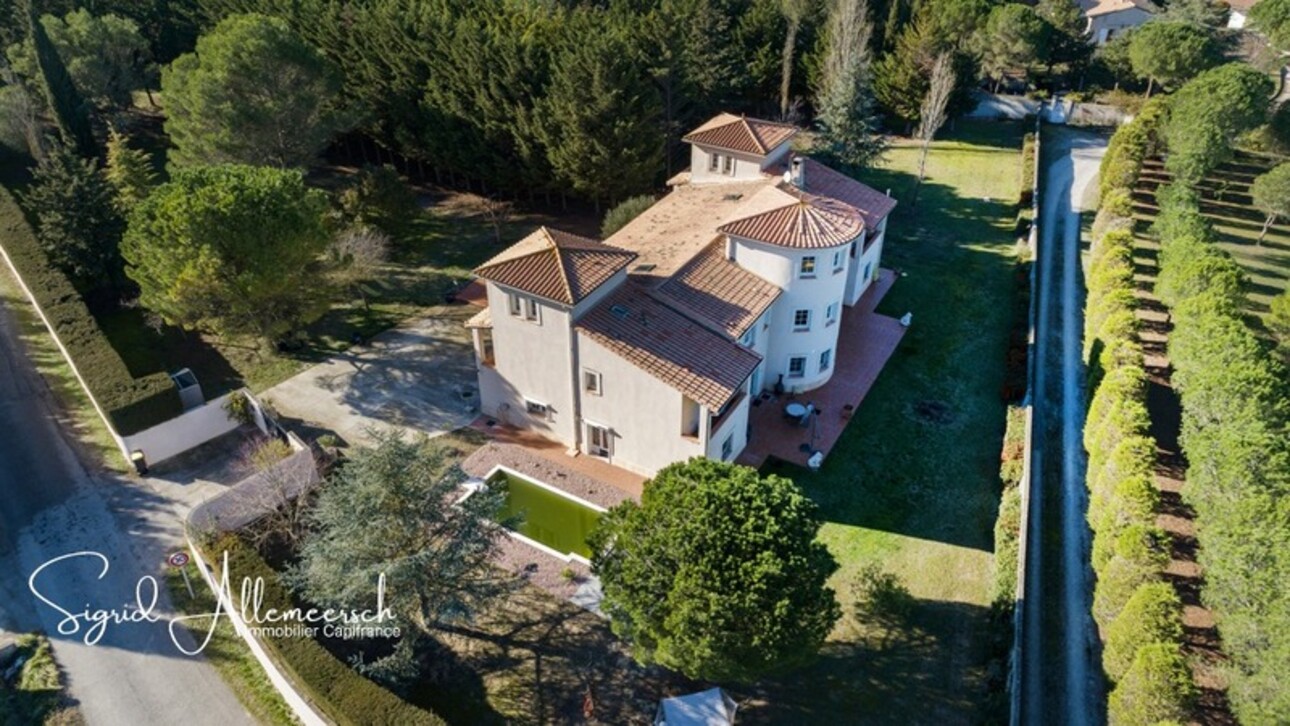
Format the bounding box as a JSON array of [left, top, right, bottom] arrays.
[[464, 419, 646, 501], [737, 269, 906, 469], [261, 307, 479, 447]]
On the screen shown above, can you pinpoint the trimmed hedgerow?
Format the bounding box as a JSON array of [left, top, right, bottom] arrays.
[[203, 535, 447, 726], [0, 184, 179, 434], [1104, 582, 1184, 684], [1107, 642, 1195, 726], [992, 405, 1027, 606]]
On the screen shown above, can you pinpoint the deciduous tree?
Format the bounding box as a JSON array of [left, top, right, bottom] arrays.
[[590, 458, 840, 682], [1249, 162, 1290, 243], [121, 164, 332, 342], [162, 13, 348, 169]]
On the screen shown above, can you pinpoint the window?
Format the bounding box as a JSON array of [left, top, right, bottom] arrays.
[[583, 369, 602, 396], [740, 325, 757, 348], [788, 356, 806, 378], [720, 434, 734, 461], [819, 349, 832, 372], [525, 399, 548, 417], [832, 250, 845, 272], [825, 302, 839, 326], [863, 261, 873, 282], [524, 297, 541, 323], [709, 153, 720, 172], [793, 309, 811, 331], [480, 333, 495, 365], [588, 424, 611, 457], [507, 293, 522, 317], [722, 155, 734, 175], [799, 256, 817, 278]]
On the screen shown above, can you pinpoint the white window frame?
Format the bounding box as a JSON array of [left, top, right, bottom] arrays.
[[819, 349, 832, 372], [507, 293, 523, 317], [587, 422, 612, 457], [788, 356, 806, 378], [722, 154, 734, 175], [832, 250, 844, 273], [583, 369, 602, 396], [792, 309, 811, 331], [825, 302, 839, 326], [524, 399, 549, 418], [524, 297, 541, 323], [799, 256, 817, 278], [720, 434, 734, 461], [709, 153, 720, 172]]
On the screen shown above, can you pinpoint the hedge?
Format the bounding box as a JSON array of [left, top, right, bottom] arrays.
[[1107, 642, 1196, 726], [1098, 96, 1170, 204], [0, 184, 180, 434], [1150, 184, 1290, 722], [1103, 582, 1184, 684], [1093, 524, 1171, 631], [992, 405, 1027, 606], [204, 535, 447, 726]]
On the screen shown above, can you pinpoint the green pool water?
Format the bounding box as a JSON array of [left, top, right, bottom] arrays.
[[488, 470, 603, 559]]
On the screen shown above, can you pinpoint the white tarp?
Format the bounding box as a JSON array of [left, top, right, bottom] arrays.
[[655, 688, 736, 726]]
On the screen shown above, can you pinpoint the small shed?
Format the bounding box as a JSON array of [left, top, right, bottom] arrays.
[[654, 688, 737, 726]]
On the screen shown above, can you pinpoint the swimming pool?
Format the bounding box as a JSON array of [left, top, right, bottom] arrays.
[[485, 467, 606, 563]]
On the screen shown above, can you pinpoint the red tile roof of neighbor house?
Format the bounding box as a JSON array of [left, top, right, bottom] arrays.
[[577, 282, 761, 411], [473, 227, 636, 305], [682, 113, 800, 155], [1085, 0, 1158, 16], [655, 240, 782, 338]]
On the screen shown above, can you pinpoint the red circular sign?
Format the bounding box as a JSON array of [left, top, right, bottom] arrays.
[[168, 551, 190, 568]]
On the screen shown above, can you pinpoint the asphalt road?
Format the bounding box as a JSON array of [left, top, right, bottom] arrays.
[[1020, 125, 1106, 725], [0, 296, 252, 724]]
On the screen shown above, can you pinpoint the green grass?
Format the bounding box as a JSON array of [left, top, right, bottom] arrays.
[[164, 566, 298, 726], [1137, 153, 1290, 324], [0, 259, 125, 471], [739, 121, 1025, 724], [0, 634, 82, 725]]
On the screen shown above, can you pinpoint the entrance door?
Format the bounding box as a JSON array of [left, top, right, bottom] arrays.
[[587, 424, 612, 458]]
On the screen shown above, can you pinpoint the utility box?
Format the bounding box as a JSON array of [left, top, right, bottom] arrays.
[[170, 368, 203, 411]]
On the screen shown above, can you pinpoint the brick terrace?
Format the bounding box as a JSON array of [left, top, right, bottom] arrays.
[[736, 269, 905, 469]]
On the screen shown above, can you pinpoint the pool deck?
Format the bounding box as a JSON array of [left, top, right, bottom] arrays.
[[464, 420, 646, 502]]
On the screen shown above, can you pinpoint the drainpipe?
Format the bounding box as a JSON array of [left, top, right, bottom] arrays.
[[568, 305, 584, 455]]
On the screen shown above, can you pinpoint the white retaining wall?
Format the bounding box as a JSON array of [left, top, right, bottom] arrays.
[[122, 392, 244, 466]]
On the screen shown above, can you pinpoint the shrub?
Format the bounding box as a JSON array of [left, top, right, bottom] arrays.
[[1107, 643, 1195, 725], [1094, 524, 1170, 627], [336, 165, 419, 236], [0, 183, 180, 435], [1103, 582, 1184, 683], [600, 194, 655, 238], [1099, 96, 1170, 202], [202, 535, 446, 725], [992, 486, 1023, 605]]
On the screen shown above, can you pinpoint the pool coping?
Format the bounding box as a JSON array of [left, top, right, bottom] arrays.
[[469, 464, 608, 566]]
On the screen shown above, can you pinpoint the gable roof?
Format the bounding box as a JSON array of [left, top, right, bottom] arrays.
[[577, 283, 761, 411], [682, 113, 799, 156], [717, 195, 864, 249], [656, 240, 782, 338], [473, 227, 636, 305], [1085, 0, 1158, 16]]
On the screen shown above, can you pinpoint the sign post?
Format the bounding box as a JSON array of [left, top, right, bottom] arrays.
[[168, 551, 194, 598]]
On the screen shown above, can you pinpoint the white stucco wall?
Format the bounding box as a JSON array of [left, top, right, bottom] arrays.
[[479, 282, 578, 445], [690, 145, 768, 184], [705, 392, 751, 463], [1088, 8, 1153, 44], [732, 236, 851, 393], [121, 392, 243, 466], [575, 334, 705, 475]]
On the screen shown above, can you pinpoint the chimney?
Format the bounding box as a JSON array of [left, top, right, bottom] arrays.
[[791, 156, 805, 189]]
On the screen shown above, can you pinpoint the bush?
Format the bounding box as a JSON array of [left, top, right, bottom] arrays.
[[1107, 643, 1195, 725], [1094, 524, 1170, 628], [600, 194, 655, 238], [1103, 582, 1184, 683], [336, 165, 419, 236], [1099, 96, 1170, 203], [1019, 132, 1037, 206], [202, 535, 446, 725], [0, 183, 180, 435], [992, 486, 1023, 605]]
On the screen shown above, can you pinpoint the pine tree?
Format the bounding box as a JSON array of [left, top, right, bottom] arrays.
[[814, 0, 885, 170], [104, 127, 156, 211]]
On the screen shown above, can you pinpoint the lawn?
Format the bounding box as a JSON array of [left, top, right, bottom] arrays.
[[1136, 152, 1290, 326], [0, 634, 81, 724], [742, 121, 1026, 724]]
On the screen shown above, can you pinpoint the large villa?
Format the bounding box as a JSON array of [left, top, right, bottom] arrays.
[[463, 113, 906, 481]]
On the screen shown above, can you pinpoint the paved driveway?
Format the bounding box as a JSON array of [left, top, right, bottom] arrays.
[[262, 309, 480, 446]]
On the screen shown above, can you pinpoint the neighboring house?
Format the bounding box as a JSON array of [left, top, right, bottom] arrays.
[[1080, 0, 1159, 44], [1228, 0, 1259, 29], [466, 113, 896, 476]]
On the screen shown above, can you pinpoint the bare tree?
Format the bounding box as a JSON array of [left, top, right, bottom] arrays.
[[328, 225, 390, 311], [814, 0, 885, 169], [0, 65, 45, 161], [779, 0, 814, 121], [912, 52, 956, 205], [477, 195, 514, 246], [238, 438, 320, 551]]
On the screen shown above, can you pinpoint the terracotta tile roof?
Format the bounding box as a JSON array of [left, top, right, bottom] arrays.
[[718, 195, 864, 249], [682, 113, 799, 156], [656, 240, 782, 338], [474, 227, 636, 305], [577, 283, 761, 411], [465, 306, 492, 329], [766, 158, 898, 229], [1086, 0, 1157, 16]]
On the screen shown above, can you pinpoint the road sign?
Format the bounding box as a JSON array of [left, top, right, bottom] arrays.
[[168, 551, 190, 568]]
